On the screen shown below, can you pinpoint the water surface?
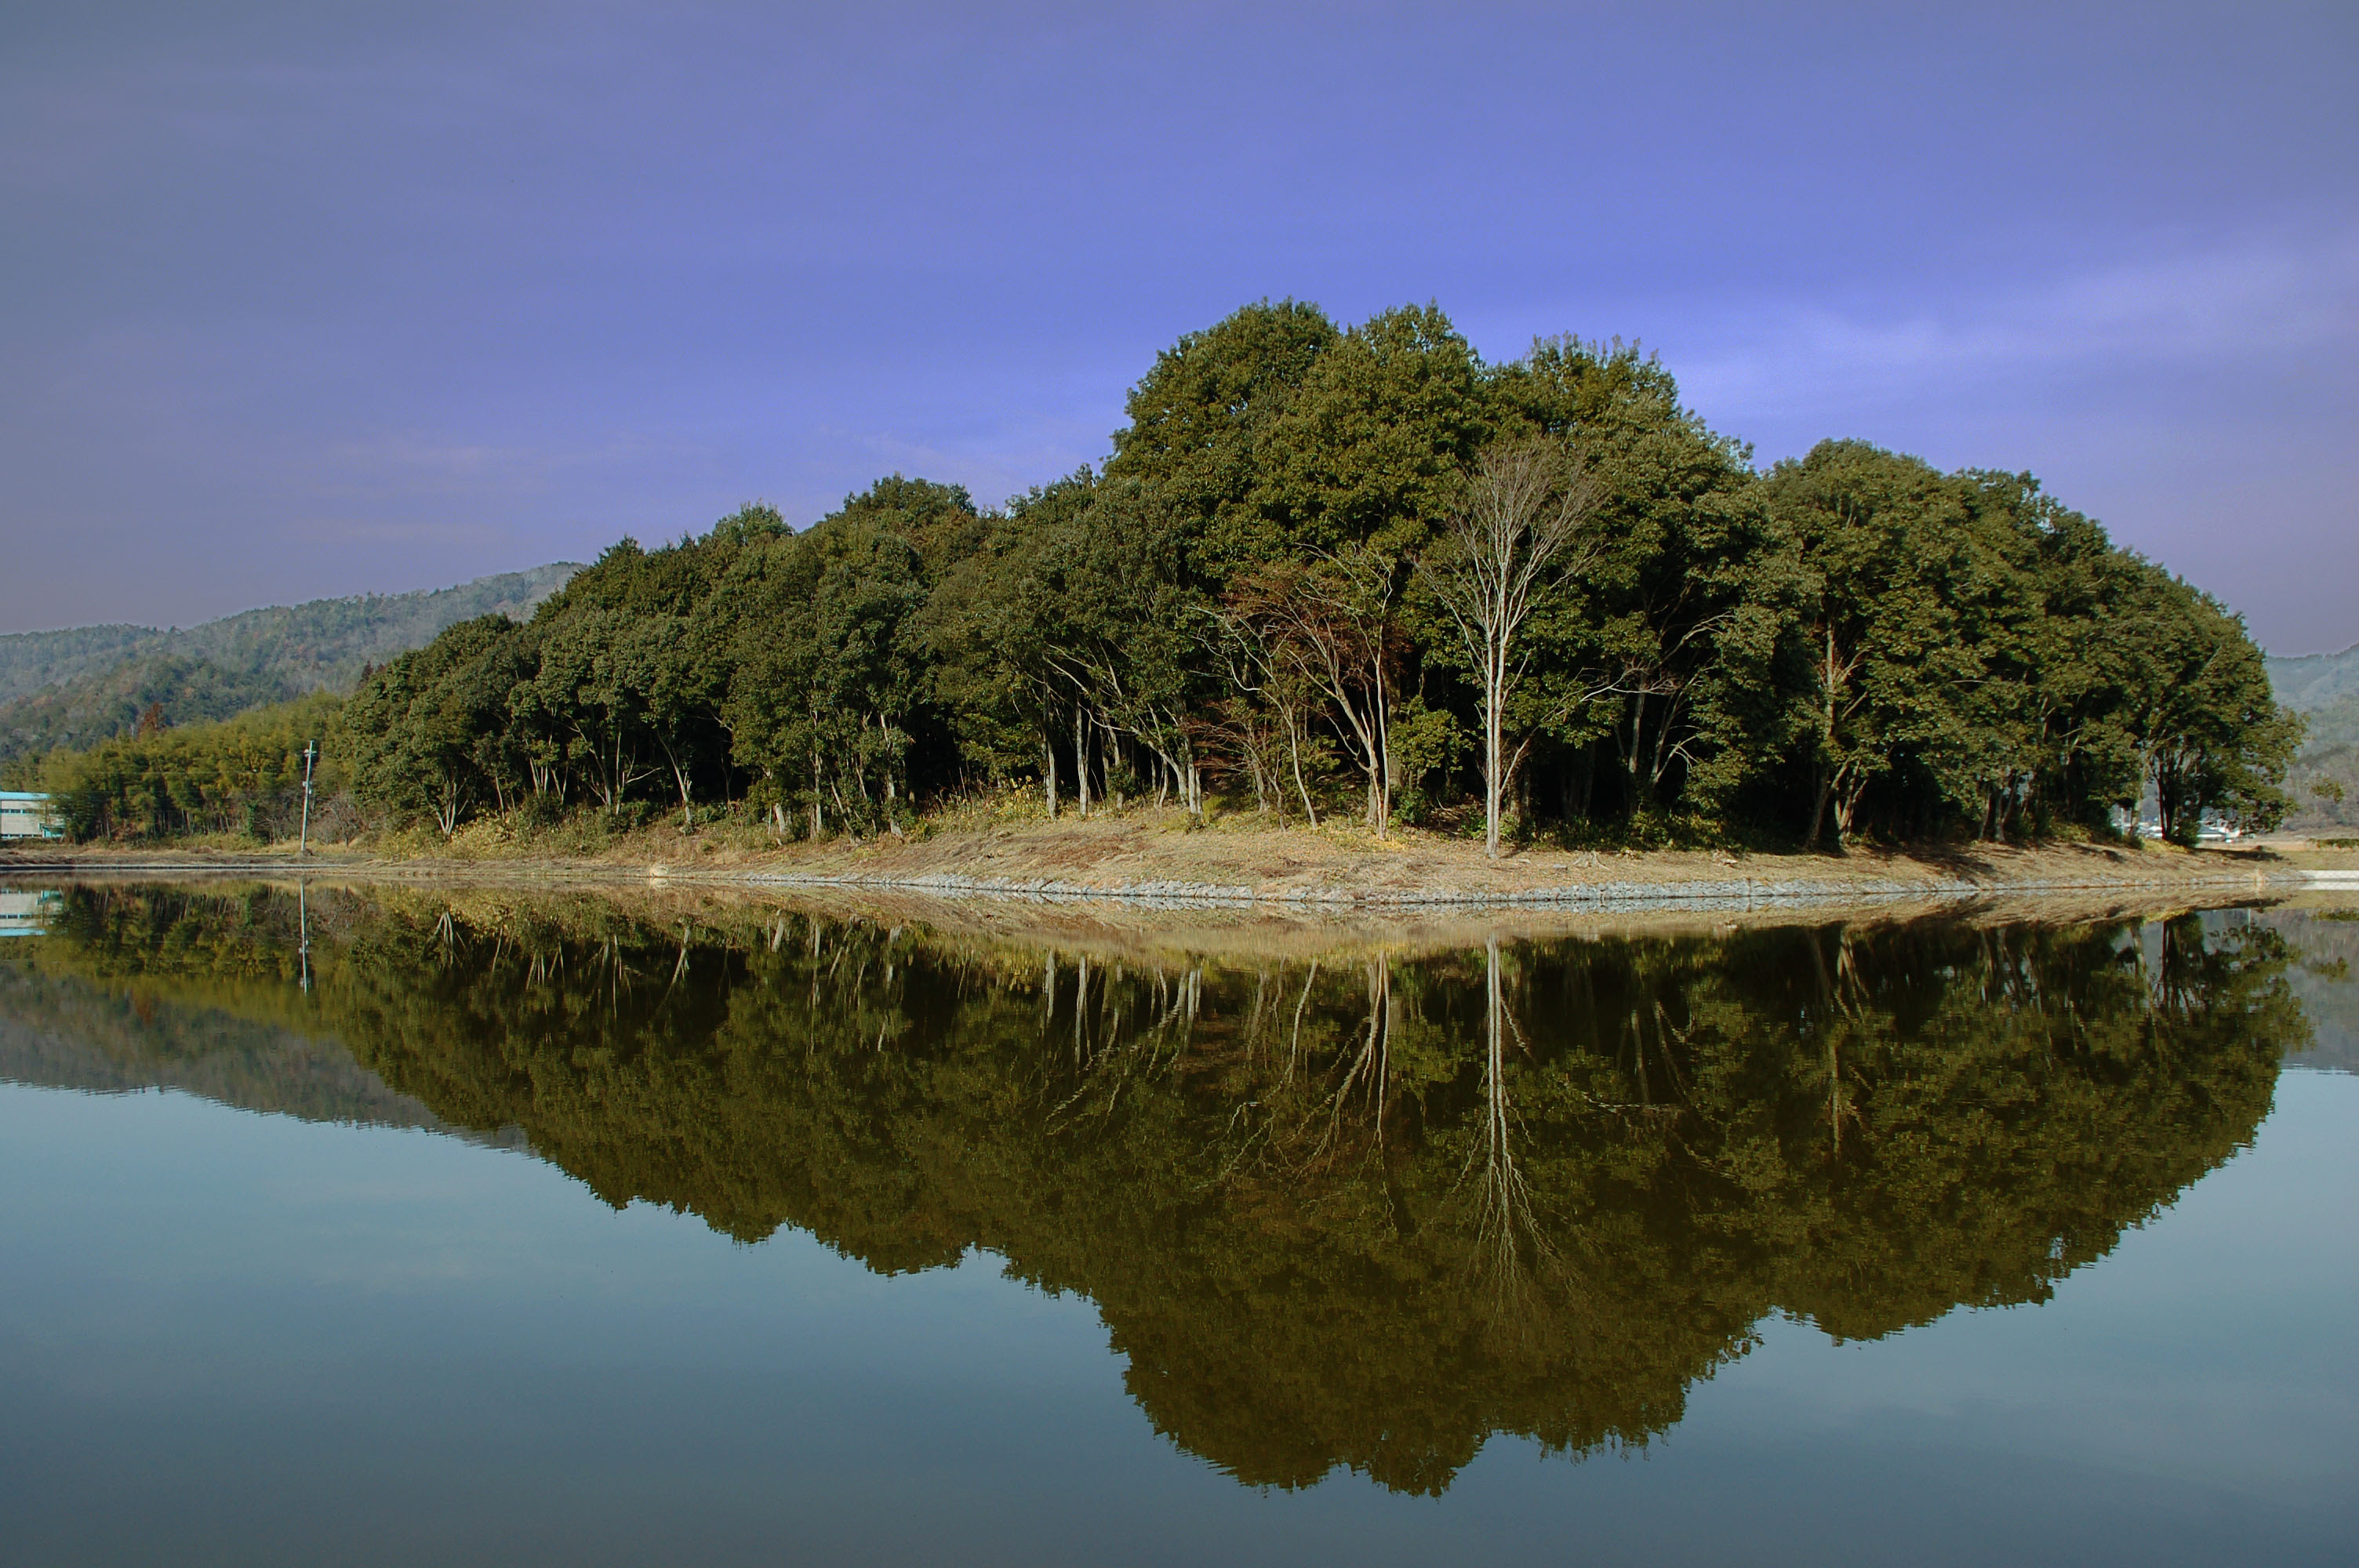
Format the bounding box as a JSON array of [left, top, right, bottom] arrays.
[[2, 883, 2352, 1564]]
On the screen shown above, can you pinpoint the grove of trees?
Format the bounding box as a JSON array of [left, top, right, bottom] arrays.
[[27, 691, 349, 842], [56, 300, 2309, 851]]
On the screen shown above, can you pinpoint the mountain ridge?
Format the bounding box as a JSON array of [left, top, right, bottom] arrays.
[[2266, 642, 2359, 714], [0, 563, 580, 767]]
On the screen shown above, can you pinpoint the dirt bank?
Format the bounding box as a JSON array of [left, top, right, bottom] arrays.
[[5, 810, 2346, 913]]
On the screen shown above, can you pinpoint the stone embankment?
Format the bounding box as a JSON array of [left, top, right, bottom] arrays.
[[5, 819, 2353, 916]]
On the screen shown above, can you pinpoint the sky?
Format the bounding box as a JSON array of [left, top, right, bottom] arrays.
[[3, 2, 2354, 652]]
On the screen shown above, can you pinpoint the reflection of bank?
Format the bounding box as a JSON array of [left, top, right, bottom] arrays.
[[0, 889, 63, 938], [1, 791, 62, 840]]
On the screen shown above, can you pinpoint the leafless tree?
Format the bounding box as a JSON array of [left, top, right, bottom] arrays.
[[1226, 548, 1403, 834], [1207, 602, 1326, 826], [1424, 439, 1607, 858]]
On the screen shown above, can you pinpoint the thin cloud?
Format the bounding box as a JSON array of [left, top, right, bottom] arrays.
[[1681, 227, 2359, 419]]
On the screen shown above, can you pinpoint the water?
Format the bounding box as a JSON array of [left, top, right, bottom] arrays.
[[1, 882, 2353, 1565]]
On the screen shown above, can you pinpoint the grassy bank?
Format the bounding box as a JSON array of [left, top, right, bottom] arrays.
[[4, 800, 2347, 908]]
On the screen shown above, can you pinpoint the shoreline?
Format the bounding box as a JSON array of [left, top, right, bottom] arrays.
[[4, 818, 2352, 917]]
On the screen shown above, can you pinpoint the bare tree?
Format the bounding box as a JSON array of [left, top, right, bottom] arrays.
[[1425, 439, 1606, 858], [1208, 600, 1327, 826], [1226, 548, 1403, 835]]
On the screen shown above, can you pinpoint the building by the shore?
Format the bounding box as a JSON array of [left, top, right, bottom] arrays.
[[0, 792, 61, 840]]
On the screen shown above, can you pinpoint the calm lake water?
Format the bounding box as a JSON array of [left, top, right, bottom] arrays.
[[2, 881, 2353, 1566]]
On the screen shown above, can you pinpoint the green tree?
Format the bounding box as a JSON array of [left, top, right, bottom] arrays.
[[1107, 298, 1340, 579], [2122, 565, 2303, 843], [1764, 441, 1992, 848], [346, 615, 525, 835], [1488, 338, 1794, 828]]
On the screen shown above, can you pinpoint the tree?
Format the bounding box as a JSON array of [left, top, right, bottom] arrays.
[[2122, 566, 2302, 843], [1243, 304, 1494, 832], [1106, 298, 1339, 579], [1423, 439, 1607, 858], [1224, 550, 1404, 831], [75, 296, 2295, 855], [1488, 338, 1793, 827], [634, 613, 718, 828], [346, 615, 524, 836], [1764, 441, 1992, 849]]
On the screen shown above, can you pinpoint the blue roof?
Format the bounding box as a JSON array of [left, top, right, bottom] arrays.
[[0, 792, 51, 801]]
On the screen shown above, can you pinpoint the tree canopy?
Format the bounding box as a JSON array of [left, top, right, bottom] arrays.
[[38, 299, 2299, 851]]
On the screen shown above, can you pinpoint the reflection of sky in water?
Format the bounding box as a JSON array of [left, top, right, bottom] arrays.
[[0, 1076, 2350, 1566], [2, 887, 2355, 1565], [2267, 906, 2359, 1073]]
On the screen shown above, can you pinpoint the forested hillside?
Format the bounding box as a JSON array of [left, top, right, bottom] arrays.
[[2266, 643, 2359, 832], [2284, 693, 2359, 831], [322, 301, 2297, 854], [0, 564, 578, 768], [2266, 642, 2359, 713]]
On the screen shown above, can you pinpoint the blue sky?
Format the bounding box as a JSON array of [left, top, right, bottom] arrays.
[[4, 2, 2353, 650]]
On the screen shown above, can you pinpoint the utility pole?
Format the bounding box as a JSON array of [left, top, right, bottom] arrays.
[[299, 741, 317, 858]]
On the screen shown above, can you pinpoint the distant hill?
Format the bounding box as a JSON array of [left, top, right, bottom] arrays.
[[0, 564, 579, 766], [2272, 644, 2359, 833], [2266, 909, 2359, 1075], [0, 960, 527, 1146], [2266, 642, 2359, 713]]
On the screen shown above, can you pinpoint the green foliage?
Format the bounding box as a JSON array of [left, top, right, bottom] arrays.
[[1252, 303, 1488, 562], [346, 615, 530, 835], [1759, 442, 2296, 848], [1107, 297, 1341, 575], [205, 300, 2292, 851], [2121, 568, 2303, 843], [36, 691, 347, 840]]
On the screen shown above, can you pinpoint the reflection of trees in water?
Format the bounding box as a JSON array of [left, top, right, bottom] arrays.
[[13, 887, 2308, 1494], [1461, 935, 1558, 1341]]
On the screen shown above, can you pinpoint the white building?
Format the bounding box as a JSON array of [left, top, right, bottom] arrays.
[[0, 792, 61, 840]]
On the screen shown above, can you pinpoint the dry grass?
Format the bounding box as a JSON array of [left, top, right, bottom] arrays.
[[5, 800, 2331, 909]]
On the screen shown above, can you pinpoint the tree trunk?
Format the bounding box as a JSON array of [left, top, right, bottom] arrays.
[[1287, 708, 1319, 827], [1834, 777, 1868, 845], [810, 734, 824, 839], [1484, 640, 1506, 859]]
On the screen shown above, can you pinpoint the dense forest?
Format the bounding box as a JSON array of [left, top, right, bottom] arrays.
[[2, 885, 2303, 1490], [28, 303, 2305, 850]]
